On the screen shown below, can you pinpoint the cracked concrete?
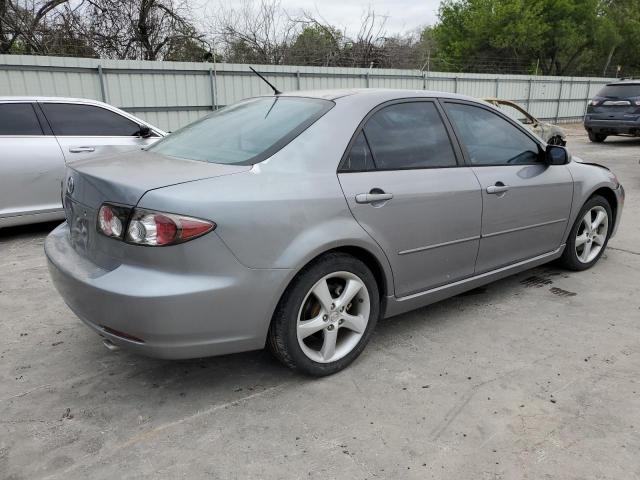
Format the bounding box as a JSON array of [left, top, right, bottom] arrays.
[[1, 129, 639, 479]]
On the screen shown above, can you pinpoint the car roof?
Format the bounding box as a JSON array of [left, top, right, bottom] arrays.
[[606, 79, 640, 86], [0, 96, 111, 104], [277, 88, 481, 103]]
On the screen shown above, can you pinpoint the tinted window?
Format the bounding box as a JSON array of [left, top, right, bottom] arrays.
[[597, 84, 640, 98], [363, 102, 457, 170], [445, 103, 540, 165], [150, 97, 332, 165], [342, 132, 374, 171], [42, 103, 140, 136], [0, 103, 43, 135]]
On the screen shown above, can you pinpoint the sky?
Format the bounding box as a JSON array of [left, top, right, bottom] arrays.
[[276, 0, 441, 33], [202, 0, 442, 35]]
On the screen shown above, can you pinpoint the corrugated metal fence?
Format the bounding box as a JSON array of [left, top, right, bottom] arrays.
[[0, 55, 614, 132]]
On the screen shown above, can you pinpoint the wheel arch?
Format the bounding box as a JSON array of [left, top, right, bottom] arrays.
[[589, 187, 618, 231], [267, 243, 394, 333]]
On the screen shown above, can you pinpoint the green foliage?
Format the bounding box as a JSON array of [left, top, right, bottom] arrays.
[[288, 25, 342, 66], [432, 0, 640, 76]]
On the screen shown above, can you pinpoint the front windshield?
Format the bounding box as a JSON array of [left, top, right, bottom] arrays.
[[149, 96, 333, 165]]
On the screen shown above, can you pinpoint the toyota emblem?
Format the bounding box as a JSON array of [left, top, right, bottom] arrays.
[[66, 176, 75, 195]]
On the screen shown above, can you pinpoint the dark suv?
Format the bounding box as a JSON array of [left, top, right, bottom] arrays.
[[584, 80, 640, 142]]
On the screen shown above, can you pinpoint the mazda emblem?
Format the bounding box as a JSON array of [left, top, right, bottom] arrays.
[[66, 176, 75, 195]]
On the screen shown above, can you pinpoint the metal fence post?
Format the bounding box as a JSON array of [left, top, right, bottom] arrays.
[[296, 70, 301, 90], [583, 80, 592, 116], [97, 65, 107, 103], [208, 67, 216, 110], [495, 77, 499, 97], [526, 78, 533, 111], [422, 73, 426, 90], [555, 79, 564, 123], [454, 76, 458, 93], [366, 72, 370, 88]]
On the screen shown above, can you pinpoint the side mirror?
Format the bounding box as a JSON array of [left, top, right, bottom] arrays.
[[545, 145, 570, 165], [137, 125, 152, 138]]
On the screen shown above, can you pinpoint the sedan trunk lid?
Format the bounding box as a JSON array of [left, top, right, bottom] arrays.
[[65, 150, 251, 209]]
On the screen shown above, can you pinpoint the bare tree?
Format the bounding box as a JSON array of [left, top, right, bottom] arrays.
[[69, 0, 207, 60], [0, 0, 69, 53], [210, 0, 299, 65]]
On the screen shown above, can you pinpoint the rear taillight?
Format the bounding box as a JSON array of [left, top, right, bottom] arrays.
[[97, 204, 130, 239], [125, 209, 215, 246], [97, 203, 215, 246]]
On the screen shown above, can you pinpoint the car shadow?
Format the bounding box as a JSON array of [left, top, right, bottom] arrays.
[[0, 220, 62, 243]]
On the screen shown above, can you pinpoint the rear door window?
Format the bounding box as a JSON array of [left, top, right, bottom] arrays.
[[361, 101, 458, 170], [0, 103, 43, 135], [41, 103, 141, 136], [342, 132, 375, 171]]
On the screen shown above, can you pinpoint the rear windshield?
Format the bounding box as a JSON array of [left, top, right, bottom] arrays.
[[596, 84, 640, 98], [149, 96, 333, 165]]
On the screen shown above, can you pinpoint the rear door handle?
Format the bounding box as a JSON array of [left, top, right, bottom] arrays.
[[486, 183, 509, 194], [69, 146, 95, 153], [355, 192, 394, 204]]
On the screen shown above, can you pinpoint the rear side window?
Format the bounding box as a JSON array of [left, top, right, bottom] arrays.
[[41, 103, 141, 136], [362, 102, 457, 170], [445, 103, 540, 166], [597, 84, 640, 98], [342, 132, 374, 171], [0, 103, 43, 135], [149, 96, 333, 165]]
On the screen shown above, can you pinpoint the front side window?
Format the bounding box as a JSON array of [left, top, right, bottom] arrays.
[[362, 102, 457, 170], [41, 103, 141, 136], [149, 96, 333, 165], [445, 103, 540, 166], [0, 103, 43, 135]]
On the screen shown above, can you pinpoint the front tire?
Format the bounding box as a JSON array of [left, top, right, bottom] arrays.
[[588, 132, 607, 143], [268, 252, 380, 376], [548, 135, 566, 146], [560, 195, 612, 271]]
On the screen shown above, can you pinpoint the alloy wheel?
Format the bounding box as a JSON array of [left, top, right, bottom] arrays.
[[575, 206, 609, 263], [296, 271, 370, 363]]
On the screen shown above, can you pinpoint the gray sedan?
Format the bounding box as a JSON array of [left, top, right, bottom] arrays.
[[45, 89, 624, 376]]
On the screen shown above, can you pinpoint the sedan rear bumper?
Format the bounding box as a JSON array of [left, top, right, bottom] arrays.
[[45, 223, 290, 359]]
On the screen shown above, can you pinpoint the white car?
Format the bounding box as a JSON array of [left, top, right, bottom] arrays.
[[0, 97, 165, 228]]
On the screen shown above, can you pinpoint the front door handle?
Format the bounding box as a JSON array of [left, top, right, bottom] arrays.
[[355, 192, 394, 204], [69, 146, 95, 153], [486, 182, 509, 194]]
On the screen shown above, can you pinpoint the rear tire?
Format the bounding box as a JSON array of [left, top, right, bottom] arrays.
[[548, 135, 566, 146], [588, 132, 607, 143], [559, 195, 612, 271], [268, 252, 379, 376]]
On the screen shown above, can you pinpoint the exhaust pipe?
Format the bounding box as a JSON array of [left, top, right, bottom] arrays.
[[102, 338, 121, 352]]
